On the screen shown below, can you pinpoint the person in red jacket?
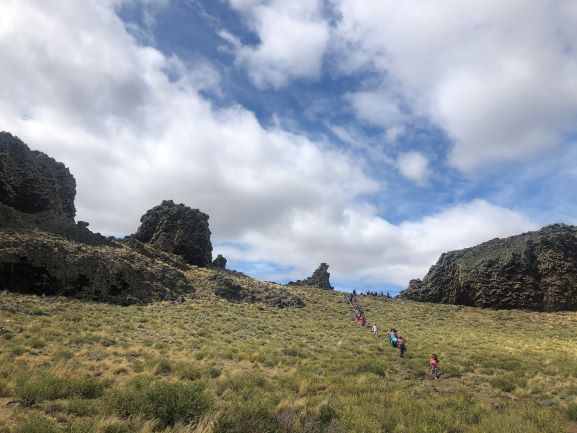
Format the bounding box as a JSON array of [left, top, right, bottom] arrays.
[[429, 354, 440, 378], [397, 335, 406, 358]]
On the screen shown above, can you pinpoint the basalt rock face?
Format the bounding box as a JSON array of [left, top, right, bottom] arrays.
[[398, 224, 577, 311], [0, 231, 193, 305], [133, 200, 213, 266], [289, 263, 334, 290], [0, 132, 75, 220]]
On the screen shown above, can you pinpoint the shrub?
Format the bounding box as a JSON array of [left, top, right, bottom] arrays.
[[67, 398, 98, 417], [104, 377, 211, 429], [15, 372, 104, 401], [14, 415, 62, 433], [568, 402, 577, 421], [153, 359, 173, 375], [65, 419, 97, 433], [0, 379, 9, 397], [489, 376, 517, 392], [212, 401, 282, 433]]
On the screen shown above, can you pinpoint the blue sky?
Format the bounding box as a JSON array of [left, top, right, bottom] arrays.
[[2, 0, 577, 293]]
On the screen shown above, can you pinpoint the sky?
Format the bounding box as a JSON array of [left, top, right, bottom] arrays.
[[1, 0, 577, 294]]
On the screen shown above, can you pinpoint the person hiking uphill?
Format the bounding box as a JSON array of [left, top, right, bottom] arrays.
[[429, 354, 440, 379], [371, 323, 378, 338], [388, 329, 398, 347], [348, 292, 354, 304], [397, 335, 406, 358]]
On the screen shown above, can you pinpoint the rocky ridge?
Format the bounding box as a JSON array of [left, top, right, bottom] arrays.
[[289, 263, 334, 290], [0, 131, 302, 307], [399, 224, 577, 311]]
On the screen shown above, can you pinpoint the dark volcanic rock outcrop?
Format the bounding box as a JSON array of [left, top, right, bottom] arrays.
[[399, 224, 577, 311], [210, 273, 304, 308], [0, 231, 193, 305], [0, 132, 75, 220], [0, 133, 194, 304], [211, 254, 227, 269], [289, 263, 334, 290], [133, 200, 213, 266]]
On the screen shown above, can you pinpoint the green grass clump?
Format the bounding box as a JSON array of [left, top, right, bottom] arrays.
[[103, 377, 210, 429], [13, 414, 62, 433], [567, 401, 577, 420], [15, 372, 104, 401]]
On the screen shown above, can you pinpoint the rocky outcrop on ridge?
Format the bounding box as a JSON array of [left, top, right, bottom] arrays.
[[0, 132, 75, 220], [210, 273, 304, 308], [211, 254, 227, 269], [133, 200, 213, 267], [288, 263, 334, 290], [399, 224, 577, 311]]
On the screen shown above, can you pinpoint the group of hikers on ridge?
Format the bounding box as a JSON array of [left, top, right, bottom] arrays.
[[346, 291, 440, 379]]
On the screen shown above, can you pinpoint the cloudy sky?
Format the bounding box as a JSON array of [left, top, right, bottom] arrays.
[[2, 0, 577, 293]]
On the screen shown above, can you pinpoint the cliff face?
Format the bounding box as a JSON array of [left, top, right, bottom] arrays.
[[399, 224, 577, 311], [0, 132, 75, 220]]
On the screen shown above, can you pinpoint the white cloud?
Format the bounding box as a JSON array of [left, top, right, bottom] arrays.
[[224, 0, 329, 88], [396, 151, 429, 186], [331, 0, 577, 172], [0, 0, 540, 290], [222, 199, 536, 287], [0, 0, 375, 238], [345, 86, 406, 129]]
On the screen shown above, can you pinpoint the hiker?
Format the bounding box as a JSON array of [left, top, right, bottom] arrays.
[[352, 289, 357, 297], [388, 329, 398, 347], [371, 323, 378, 337], [430, 354, 440, 379], [397, 335, 406, 358], [348, 292, 354, 304], [359, 313, 366, 326]]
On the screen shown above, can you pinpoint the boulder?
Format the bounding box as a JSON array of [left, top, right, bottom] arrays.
[[133, 200, 213, 266], [398, 224, 577, 311], [288, 263, 334, 290]]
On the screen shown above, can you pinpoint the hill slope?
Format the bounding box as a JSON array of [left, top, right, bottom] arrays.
[[0, 277, 576, 433]]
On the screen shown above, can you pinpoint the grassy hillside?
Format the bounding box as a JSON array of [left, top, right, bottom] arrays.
[[0, 268, 576, 433]]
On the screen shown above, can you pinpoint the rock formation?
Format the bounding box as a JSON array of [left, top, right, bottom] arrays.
[[0, 132, 195, 304], [0, 132, 75, 220], [210, 273, 304, 308], [133, 200, 213, 266], [211, 254, 227, 269], [288, 263, 334, 290], [399, 224, 577, 311], [0, 231, 193, 305]]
